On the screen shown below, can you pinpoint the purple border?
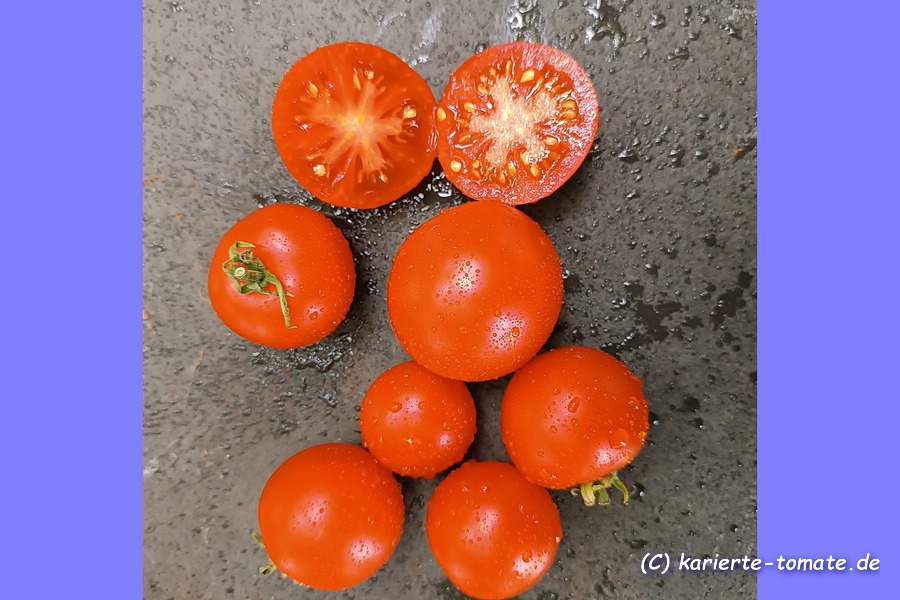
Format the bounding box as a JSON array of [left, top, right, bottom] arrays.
[[0, 2, 142, 596], [759, 0, 897, 597], [2, 1, 897, 598]]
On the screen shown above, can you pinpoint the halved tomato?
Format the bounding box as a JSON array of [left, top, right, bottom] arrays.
[[272, 42, 437, 209], [436, 42, 599, 205]]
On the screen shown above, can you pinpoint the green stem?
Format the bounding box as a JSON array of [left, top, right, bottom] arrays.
[[222, 241, 294, 329], [252, 531, 278, 576], [571, 471, 631, 507]]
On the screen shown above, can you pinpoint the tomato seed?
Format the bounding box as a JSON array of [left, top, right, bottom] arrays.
[[312, 164, 328, 176], [437, 107, 447, 121], [450, 160, 462, 172], [403, 107, 417, 119], [544, 136, 558, 147], [463, 101, 476, 113], [529, 164, 542, 177], [306, 81, 318, 98], [519, 69, 536, 83]]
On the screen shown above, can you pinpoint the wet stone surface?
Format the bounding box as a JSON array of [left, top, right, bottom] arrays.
[[144, 0, 757, 598]]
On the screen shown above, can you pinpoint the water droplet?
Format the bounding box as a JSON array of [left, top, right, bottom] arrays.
[[567, 397, 581, 413], [389, 402, 402, 413], [609, 428, 631, 447]]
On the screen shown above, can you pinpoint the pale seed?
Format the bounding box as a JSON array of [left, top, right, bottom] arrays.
[[307, 82, 318, 98], [450, 160, 462, 173], [403, 107, 417, 119], [544, 136, 559, 147], [437, 107, 447, 121], [312, 164, 327, 177], [530, 164, 542, 177], [519, 69, 536, 83]]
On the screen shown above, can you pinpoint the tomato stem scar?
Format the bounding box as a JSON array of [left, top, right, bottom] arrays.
[[222, 241, 295, 329], [571, 471, 630, 507]]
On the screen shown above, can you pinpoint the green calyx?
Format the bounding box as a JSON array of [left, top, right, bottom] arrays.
[[222, 241, 294, 329], [571, 471, 630, 507]]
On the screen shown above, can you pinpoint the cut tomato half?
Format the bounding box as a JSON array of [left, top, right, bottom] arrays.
[[272, 42, 437, 209], [436, 42, 599, 205]]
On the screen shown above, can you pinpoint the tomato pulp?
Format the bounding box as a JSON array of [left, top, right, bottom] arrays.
[[272, 42, 438, 209], [437, 42, 599, 205]]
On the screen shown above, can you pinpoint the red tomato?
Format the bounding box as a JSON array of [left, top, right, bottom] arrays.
[[207, 203, 355, 349], [257, 443, 404, 590], [387, 201, 563, 382], [272, 42, 437, 209], [426, 460, 562, 600], [500, 346, 649, 504], [436, 42, 599, 205], [360, 360, 477, 478]]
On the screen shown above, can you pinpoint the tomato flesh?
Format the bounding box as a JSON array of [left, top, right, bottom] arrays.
[[257, 443, 404, 590], [437, 42, 599, 205], [272, 42, 437, 209], [426, 460, 562, 600], [501, 346, 649, 489]]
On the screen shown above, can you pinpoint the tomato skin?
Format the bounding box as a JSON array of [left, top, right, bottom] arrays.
[[272, 42, 437, 209], [257, 443, 404, 591], [207, 203, 355, 349], [437, 42, 599, 205], [500, 346, 649, 489], [387, 201, 563, 382], [426, 460, 562, 600], [360, 360, 477, 478]]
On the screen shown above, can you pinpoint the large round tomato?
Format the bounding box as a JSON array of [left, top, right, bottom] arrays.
[[426, 460, 562, 600], [501, 346, 649, 504], [272, 42, 437, 209], [257, 443, 404, 590], [359, 360, 476, 478], [436, 42, 599, 205], [387, 201, 563, 382], [207, 203, 355, 349]]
